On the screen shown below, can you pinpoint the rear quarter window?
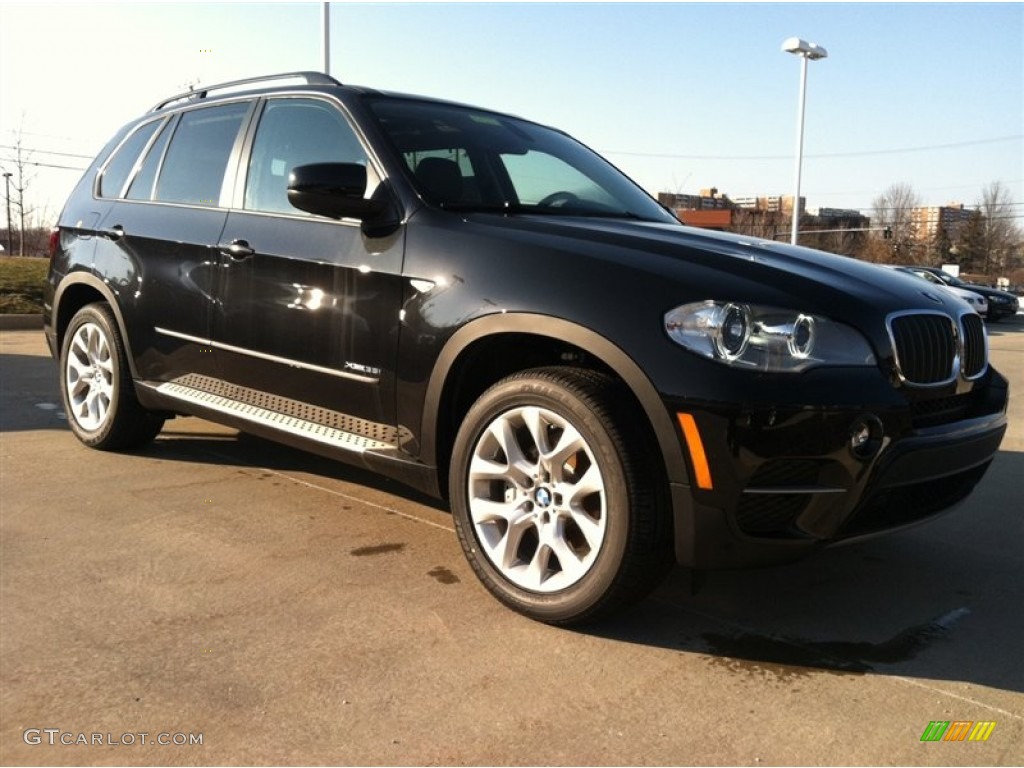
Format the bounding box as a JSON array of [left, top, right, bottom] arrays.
[[97, 119, 162, 199]]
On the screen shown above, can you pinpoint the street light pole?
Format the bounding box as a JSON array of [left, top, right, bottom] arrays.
[[322, 2, 331, 75], [782, 37, 828, 246], [2, 172, 12, 255]]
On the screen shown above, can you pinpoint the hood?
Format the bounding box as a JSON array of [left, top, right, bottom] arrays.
[[461, 214, 966, 321]]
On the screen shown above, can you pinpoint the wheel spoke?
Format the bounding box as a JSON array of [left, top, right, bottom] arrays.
[[567, 506, 603, 551], [521, 406, 552, 455], [468, 452, 532, 490], [502, 517, 536, 571], [85, 388, 101, 423], [544, 424, 588, 482], [525, 541, 555, 586], [548, 521, 587, 583], [95, 354, 114, 380], [471, 497, 525, 524], [567, 463, 603, 507]]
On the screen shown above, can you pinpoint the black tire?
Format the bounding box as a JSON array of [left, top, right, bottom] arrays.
[[60, 303, 165, 450], [449, 367, 673, 625]]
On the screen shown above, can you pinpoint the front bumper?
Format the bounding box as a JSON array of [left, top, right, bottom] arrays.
[[669, 368, 1009, 569], [987, 300, 1019, 321]]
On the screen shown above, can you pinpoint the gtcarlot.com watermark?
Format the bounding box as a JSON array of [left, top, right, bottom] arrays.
[[23, 728, 203, 747]]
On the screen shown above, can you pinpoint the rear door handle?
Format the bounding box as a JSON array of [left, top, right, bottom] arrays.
[[100, 225, 125, 241], [218, 239, 255, 260]]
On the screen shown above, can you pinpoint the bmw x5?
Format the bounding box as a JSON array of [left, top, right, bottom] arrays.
[[45, 72, 1008, 624]]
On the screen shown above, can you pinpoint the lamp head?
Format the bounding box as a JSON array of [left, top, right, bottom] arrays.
[[782, 37, 828, 60]]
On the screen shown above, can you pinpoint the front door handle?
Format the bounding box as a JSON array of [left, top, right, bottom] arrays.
[[218, 239, 255, 260]]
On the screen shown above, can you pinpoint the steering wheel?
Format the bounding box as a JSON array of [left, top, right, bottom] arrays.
[[537, 191, 580, 207]]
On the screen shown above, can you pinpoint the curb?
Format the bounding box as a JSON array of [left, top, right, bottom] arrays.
[[0, 314, 43, 330]]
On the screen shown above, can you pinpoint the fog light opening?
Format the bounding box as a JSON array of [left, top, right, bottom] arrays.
[[850, 415, 883, 459]]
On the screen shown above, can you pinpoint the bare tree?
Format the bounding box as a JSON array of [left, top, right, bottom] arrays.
[[816, 230, 853, 258], [871, 182, 922, 263], [975, 181, 1022, 277], [0, 124, 36, 257], [729, 208, 787, 241]]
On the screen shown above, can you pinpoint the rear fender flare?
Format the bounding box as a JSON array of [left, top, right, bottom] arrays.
[[53, 273, 140, 380]]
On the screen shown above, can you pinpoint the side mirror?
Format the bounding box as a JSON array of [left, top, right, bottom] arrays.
[[287, 163, 385, 220]]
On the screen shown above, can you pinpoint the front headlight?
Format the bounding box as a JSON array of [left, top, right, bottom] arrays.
[[664, 301, 877, 373]]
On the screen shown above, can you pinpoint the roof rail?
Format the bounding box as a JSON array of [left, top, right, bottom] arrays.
[[150, 71, 343, 112]]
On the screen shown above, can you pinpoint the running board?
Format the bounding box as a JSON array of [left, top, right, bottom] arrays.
[[155, 382, 392, 453]]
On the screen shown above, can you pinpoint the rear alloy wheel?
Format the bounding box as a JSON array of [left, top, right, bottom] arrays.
[[61, 303, 165, 450], [450, 368, 672, 625]]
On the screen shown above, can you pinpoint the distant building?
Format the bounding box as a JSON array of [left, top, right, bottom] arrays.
[[657, 189, 734, 230], [676, 209, 734, 230], [658, 186, 869, 248], [732, 195, 805, 215], [658, 190, 732, 211], [808, 207, 864, 219], [910, 203, 975, 243]]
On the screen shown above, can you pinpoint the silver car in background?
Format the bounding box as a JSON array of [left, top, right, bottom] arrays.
[[890, 266, 988, 318]]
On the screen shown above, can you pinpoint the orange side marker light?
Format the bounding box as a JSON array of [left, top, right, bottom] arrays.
[[677, 412, 713, 490]]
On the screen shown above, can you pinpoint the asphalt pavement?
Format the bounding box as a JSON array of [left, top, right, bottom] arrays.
[[1, 320, 1022, 766]]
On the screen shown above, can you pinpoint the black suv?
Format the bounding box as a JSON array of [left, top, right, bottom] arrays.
[[45, 73, 1008, 624], [905, 266, 1019, 322]]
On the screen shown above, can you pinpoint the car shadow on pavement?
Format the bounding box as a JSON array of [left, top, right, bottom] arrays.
[[146, 428, 450, 513], [0, 353, 68, 433], [589, 447, 1024, 697]]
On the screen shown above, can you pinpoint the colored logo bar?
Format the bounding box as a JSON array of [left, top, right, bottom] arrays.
[[920, 721, 996, 742]]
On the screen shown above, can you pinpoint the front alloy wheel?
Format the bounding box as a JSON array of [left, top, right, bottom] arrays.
[[450, 368, 672, 625], [467, 404, 608, 593]]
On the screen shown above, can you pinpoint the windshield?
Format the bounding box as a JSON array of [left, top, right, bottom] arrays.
[[933, 271, 966, 287], [367, 97, 677, 223]]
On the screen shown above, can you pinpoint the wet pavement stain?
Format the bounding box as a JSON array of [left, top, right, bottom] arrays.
[[700, 607, 970, 680], [427, 566, 460, 584], [350, 542, 406, 557], [702, 634, 866, 680]]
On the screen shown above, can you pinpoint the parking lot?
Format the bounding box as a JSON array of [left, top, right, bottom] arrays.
[[1, 320, 1022, 766]]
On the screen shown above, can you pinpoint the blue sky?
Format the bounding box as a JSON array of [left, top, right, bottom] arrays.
[[1, 1, 1021, 222]]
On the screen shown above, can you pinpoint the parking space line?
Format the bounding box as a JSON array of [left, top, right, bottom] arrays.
[[891, 676, 1024, 720]]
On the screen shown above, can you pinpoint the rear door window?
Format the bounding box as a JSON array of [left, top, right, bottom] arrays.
[[154, 102, 250, 206]]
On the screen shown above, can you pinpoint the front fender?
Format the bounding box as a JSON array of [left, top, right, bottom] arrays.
[[421, 312, 691, 489]]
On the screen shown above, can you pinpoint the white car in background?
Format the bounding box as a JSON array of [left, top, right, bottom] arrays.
[[890, 266, 989, 318]]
